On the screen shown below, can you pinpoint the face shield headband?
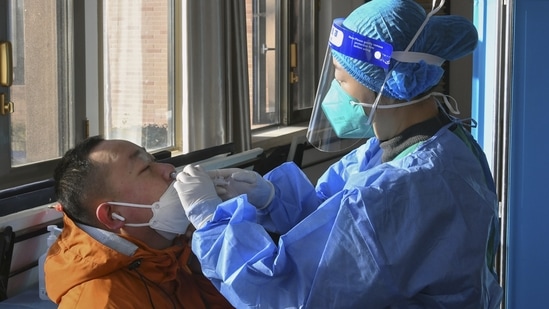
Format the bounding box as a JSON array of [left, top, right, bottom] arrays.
[[329, 19, 393, 71], [306, 0, 446, 152]]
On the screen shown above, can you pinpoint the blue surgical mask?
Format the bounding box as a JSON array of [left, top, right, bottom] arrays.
[[321, 79, 375, 139]]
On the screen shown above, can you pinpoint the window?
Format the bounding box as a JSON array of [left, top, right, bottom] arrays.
[[0, 0, 318, 192], [0, 0, 75, 190], [246, 0, 318, 129], [101, 0, 175, 152], [248, 0, 278, 127]]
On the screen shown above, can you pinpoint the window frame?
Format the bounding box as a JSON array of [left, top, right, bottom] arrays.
[[249, 0, 318, 130], [3, 0, 322, 203], [0, 0, 87, 191]]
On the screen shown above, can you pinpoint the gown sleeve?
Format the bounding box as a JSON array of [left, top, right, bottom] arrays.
[[191, 146, 391, 308], [191, 161, 334, 308]]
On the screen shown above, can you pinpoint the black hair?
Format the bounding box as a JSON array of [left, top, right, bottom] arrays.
[[53, 135, 106, 225]]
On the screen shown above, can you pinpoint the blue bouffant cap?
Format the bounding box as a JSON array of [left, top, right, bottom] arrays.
[[332, 0, 478, 101]]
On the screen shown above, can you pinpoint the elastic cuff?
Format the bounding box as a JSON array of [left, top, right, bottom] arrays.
[[196, 213, 214, 229], [257, 181, 276, 210]]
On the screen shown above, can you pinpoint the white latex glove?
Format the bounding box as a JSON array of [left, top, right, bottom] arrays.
[[174, 164, 222, 229], [208, 168, 275, 209]]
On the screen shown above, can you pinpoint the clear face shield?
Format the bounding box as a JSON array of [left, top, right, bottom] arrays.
[[307, 0, 446, 152], [306, 18, 393, 152]]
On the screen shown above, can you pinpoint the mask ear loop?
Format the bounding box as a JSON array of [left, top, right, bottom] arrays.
[[112, 213, 126, 221], [432, 92, 460, 115], [365, 70, 392, 126], [433, 93, 478, 128]]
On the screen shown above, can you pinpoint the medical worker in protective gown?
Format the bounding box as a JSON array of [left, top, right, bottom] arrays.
[[175, 0, 503, 308]]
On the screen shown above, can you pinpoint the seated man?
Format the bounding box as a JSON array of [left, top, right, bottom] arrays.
[[45, 135, 233, 308]]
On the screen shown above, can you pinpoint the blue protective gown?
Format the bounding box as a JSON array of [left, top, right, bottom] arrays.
[[193, 123, 503, 309]]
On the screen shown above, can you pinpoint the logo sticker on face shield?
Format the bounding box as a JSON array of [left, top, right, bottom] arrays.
[[329, 19, 393, 70]]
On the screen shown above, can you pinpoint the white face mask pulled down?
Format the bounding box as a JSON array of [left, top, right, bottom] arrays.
[[109, 182, 190, 240]]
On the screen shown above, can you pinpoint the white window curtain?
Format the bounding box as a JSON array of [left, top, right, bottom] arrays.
[[185, 0, 251, 153]]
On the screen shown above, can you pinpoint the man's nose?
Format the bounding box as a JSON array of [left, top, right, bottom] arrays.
[[153, 162, 176, 181]]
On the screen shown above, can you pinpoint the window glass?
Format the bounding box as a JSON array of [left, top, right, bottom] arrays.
[[248, 0, 279, 129], [9, 0, 72, 166], [246, 0, 316, 129], [102, 0, 174, 151]]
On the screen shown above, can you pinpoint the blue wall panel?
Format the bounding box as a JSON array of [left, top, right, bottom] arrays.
[[507, 0, 549, 307]]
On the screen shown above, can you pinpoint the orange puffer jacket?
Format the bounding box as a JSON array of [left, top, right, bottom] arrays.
[[45, 215, 233, 309]]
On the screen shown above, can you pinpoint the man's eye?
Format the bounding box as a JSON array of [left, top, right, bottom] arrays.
[[138, 165, 150, 175]]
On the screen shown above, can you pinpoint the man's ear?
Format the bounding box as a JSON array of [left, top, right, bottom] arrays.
[[97, 202, 125, 230], [50, 203, 64, 212]]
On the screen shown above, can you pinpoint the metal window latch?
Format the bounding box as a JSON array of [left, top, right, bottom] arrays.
[[0, 41, 14, 116], [261, 43, 275, 54], [0, 94, 14, 115], [0, 41, 13, 87], [290, 43, 298, 83]]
